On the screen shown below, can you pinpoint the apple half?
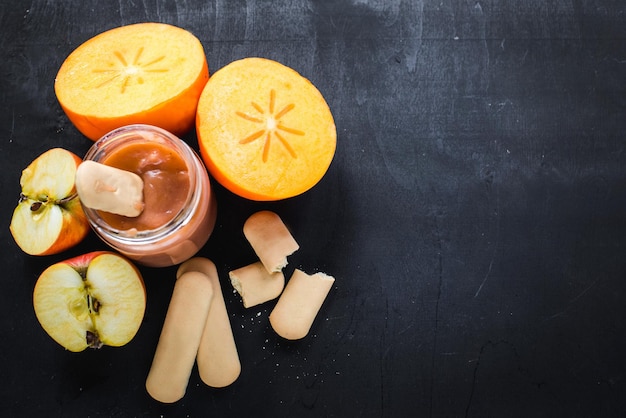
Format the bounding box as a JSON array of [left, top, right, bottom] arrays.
[[33, 251, 146, 352], [10, 148, 89, 255]]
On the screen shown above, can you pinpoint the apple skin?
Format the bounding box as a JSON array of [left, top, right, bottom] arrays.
[[10, 148, 90, 256], [33, 251, 146, 352]]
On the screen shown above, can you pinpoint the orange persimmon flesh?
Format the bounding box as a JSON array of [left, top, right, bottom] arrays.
[[55, 22, 209, 141], [196, 57, 336, 201]]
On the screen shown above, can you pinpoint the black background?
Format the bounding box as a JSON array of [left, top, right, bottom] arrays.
[[1, 1, 625, 417]]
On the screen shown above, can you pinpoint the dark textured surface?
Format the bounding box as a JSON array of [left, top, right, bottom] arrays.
[[1, 1, 625, 416]]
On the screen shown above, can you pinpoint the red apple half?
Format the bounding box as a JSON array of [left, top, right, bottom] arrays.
[[10, 148, 89, 255], [33, 251, 146, 352]]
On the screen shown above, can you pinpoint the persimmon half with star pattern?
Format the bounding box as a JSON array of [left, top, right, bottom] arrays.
[[196, 57, 336, 201]]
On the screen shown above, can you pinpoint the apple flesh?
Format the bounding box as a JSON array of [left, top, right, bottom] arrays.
[[33, 251, 146, 352], [10, 148, 89, 255]]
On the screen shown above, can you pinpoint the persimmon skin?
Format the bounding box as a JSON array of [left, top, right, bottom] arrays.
[[55, 23, 209, 141], [196, 57, 336, 201]]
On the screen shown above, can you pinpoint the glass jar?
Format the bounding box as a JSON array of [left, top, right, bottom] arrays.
[[82, 124, 217, 267]]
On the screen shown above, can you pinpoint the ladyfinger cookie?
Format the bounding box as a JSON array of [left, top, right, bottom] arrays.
[[146, 271, 213, 403], [177, 257, 241, 387]]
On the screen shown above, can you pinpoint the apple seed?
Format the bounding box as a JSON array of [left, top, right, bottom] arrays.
[[30, 201, 43, 212], [18, 192, 79, 212]]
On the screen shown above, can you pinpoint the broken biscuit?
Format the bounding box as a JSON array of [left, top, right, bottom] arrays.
[[269, 269, 335, 340], [229, 261, 285, 308], [243, 211, 299, 273]]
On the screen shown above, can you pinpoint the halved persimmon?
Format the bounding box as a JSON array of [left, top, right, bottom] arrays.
[[55, 22, 208, 141], [196, 57, 336, 201]]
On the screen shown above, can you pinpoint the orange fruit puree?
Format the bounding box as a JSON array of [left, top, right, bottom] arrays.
[[98, 142, 190, 231]]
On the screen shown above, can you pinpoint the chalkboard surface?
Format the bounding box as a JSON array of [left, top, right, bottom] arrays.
[[1, 1, 625, 416]]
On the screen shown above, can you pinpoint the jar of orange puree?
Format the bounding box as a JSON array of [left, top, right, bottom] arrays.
[[81, 124, 217, 267]]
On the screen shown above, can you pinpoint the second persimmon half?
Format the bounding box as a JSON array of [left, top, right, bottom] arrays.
[[196, 58, 336, 201]]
